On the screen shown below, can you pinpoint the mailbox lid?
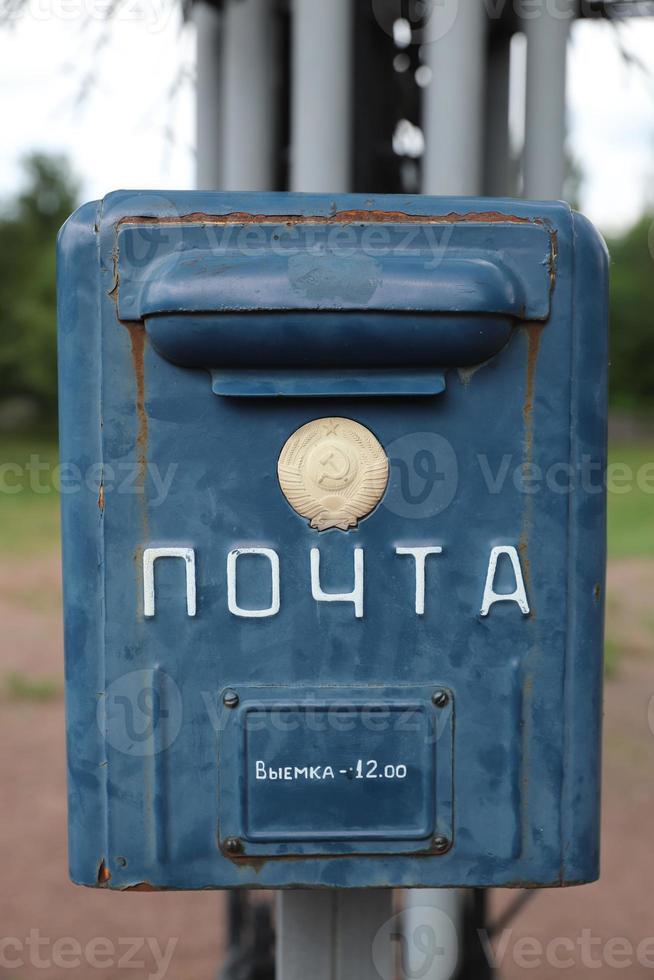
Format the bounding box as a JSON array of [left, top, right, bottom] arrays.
[[58, 192, 607, 891], [114, 198, 554, 396]]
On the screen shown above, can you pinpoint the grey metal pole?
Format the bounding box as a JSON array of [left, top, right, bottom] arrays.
[[276, 890, 393, 980], [402, 889, 465, 980], [194, 1, 224, 190], [483, 30, 513, 198], [290, 0, 352, 192], [410, 9, 489, 934], [523, 0, 574, 200], [221, 0, 280, 191], [422, 0, 487, 196]]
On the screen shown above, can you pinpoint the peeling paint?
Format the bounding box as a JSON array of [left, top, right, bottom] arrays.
[[117, 208, 543, 229], [97, 859, 111, 885], [548, 229, 559, 293]]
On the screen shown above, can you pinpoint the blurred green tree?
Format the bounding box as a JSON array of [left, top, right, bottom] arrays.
[[607, 215, 654, 409], [0, 153, 78, 429]]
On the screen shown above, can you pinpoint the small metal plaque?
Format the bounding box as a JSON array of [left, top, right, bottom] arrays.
[[218, 686, 453, 858]]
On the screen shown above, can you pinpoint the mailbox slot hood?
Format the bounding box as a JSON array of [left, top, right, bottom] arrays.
[[116, 218, 553, 396]]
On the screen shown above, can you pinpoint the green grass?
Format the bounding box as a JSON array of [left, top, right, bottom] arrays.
[[4, 671, 61, 702], [607, 443, 654, 559], [604, 637, 621, 679], [0, 437, 60, 554]]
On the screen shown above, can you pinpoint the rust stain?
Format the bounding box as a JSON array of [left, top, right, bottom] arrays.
[[517, 540, 531, 591], [123, 321, 149, 538], [98, 482, 105, 512], [114, 876, 565, 890], [125, 321, 148, 483], [117, 208, 541, 229], [523, 323, 545, 446], [519, 323, 546, 597], [97, 859, 111, 885], [226, 855, 268, 874], [220, 837, 453, 872], [133, 545, 144, 619]]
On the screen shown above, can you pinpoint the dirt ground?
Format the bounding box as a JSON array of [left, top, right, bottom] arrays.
[[1, 555, 653, 979]]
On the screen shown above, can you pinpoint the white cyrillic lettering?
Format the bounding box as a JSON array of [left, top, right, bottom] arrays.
[[227, 548, 280, 618], [310, 548, 364, 618], [143, 547, 196, 618], [480, 546, 530, 616], [396, 546, 443, 614]]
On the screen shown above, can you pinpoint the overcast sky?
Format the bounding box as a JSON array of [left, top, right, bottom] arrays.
[[0, 9, 653, 235]]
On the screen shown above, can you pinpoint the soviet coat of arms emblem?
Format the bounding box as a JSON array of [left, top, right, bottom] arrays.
[[277, 417, 389, 531]]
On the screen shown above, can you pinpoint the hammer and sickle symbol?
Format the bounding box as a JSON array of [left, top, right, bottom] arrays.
[[317, 447, 350, 486]]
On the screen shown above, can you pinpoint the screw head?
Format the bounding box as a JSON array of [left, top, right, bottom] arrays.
[[432, 690, 449, 708], [223, 837, 244, 856], [223, 690, 239, 709], [432, 835, 451, 855]]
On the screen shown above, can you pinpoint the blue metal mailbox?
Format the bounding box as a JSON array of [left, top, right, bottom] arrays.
[[58, 191, 608, 890]]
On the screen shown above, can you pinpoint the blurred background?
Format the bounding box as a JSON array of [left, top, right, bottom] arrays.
[[1, 1, 654, 977]]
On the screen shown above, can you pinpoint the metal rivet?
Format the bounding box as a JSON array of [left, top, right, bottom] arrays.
[[432, 690, 449, 708], [223, 837, 244, 856], [223, 690, 240, 709], [116, 856, 127, 868], [432, 835, 451, 855]]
